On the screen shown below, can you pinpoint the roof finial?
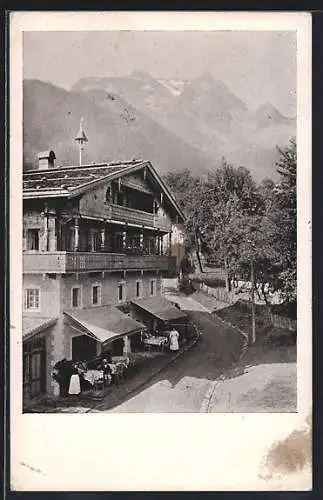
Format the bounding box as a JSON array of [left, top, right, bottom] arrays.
[[75, 118, 88, 166]]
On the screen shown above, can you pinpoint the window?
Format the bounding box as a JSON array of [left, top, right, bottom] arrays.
[[24, 288, 40, 311], [27, 229, 40, 250], [92, 284, 101, 306], [118, 282, 125, 302], [136, 280, 142, 298], [150, 279, 156, 296], [71, 287, 82, 308]]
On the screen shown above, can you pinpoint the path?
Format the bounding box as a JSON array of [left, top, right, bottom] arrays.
[[97, 309, 243, 412]]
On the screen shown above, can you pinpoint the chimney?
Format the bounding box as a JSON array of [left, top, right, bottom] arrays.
[[37, 150, 56, 170]]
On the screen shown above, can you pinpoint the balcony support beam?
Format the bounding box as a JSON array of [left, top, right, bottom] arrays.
[[122, 230, 127, 250], [139, 229, 144, 252], [89, 229, 96, 253], [73, 217, 79, 252], [100, 227, 106, 252], [43, 202, 49, 252], [160, 234, 164, 256], [168, 231, 172, 256]]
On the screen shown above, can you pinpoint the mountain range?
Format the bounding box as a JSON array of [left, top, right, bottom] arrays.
[[24, 71, 296, 181]]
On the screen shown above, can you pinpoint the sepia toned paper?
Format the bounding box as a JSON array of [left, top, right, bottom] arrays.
[[10, 11, 312, 491]]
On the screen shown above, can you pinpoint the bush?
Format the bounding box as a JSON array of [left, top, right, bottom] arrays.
[[271, 301, 297, 320], [178, 277, 196, 295]]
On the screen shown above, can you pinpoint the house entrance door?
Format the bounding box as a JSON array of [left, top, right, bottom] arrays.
[[23, 336, 47, 399]]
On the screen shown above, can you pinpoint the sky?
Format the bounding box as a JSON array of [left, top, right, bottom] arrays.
[[23, 31, 296, 116]]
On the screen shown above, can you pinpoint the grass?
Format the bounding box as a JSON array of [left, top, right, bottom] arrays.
[[216, 300, 272, 339]]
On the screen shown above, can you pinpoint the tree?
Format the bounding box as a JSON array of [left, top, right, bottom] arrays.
[[182, 160, 263, 293], [163, 169, 201, 214], [273, 137, 297, 303], [164, 139, 297, 311]]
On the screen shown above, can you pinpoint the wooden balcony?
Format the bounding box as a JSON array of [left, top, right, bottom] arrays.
[[106, 204, 171, 231], [23, 251, 177, 274]]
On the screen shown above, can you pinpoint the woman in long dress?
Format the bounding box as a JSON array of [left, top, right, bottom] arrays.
[[169, 329, 179, 351], [68, 364, 81, 395]]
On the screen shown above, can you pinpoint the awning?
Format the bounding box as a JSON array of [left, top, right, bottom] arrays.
[[23, 317, 58, 342], [64, 306, 145, 347], [131, 296, 187, 322]]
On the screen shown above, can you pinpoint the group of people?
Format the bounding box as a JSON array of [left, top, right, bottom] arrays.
[[52, 327, 182, 398], [52, 355, 114, 397]]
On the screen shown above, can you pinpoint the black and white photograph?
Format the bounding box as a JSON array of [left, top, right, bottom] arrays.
[[10, 11, 312, 491]]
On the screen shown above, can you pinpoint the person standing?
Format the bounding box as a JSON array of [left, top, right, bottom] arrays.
[[169, 329, 180, 352], [68, 363, 81, 395], [101, 359, 112, 386]]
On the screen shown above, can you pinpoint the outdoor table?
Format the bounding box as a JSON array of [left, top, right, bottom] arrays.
[[83, 369, 104, 386], [143, 336, 168, 351]]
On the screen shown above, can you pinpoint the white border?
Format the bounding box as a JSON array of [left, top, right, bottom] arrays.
[[10, 12, 312, 492]]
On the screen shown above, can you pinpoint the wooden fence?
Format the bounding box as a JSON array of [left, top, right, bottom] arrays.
[[270, 313, 297, 332]]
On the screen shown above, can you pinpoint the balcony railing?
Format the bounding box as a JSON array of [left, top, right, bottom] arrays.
[[107, 204, 154, 226], [105, 204, 171, 231], [23, 251, 177, 274]]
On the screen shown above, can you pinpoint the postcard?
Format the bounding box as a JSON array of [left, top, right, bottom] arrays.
[[9, 11, 312, 491]]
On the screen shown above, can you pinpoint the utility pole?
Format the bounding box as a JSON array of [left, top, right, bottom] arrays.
[[250, 258, 256, 344]]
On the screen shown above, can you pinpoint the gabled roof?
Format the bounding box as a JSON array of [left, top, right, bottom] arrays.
[[23, 159, 185, 222]]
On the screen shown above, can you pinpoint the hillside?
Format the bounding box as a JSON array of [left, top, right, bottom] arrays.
[[23, 79, 214, 175], [73, 72, 296, 181]]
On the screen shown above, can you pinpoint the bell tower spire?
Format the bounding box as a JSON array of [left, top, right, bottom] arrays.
[[74, 118, 88, 166]]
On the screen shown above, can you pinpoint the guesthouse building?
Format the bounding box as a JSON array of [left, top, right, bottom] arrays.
[[23, 125, 185, 401]]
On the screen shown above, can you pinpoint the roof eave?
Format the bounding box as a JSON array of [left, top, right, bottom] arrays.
[[23, 191, 70, 199], [145, 161, 186, 223]]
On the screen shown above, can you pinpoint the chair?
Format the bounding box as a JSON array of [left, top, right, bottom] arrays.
[[94, 377, 104, 391]]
